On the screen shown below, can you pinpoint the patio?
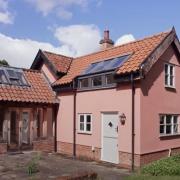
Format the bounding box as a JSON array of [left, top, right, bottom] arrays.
[[0, 151, 130, 180]]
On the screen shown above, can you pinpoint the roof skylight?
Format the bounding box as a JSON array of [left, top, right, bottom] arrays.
[[0, 67, 29, 86], [83, 54, 130, 75]]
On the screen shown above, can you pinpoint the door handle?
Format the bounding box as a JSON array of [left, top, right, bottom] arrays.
[[115, 126, 118, 133]]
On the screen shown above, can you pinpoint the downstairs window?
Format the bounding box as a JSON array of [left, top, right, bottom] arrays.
[[160, 114, 179, 136], [78, 114, 92, 134]]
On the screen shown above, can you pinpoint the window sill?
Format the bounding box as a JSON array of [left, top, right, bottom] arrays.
[[77, 84, 116, 92], [159, 133, 180, 138], [165, 85, 176, 89], [77, 131, 92, 135]]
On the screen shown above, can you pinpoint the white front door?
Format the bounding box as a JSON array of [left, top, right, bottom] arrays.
[[22, 112, 29, 144], [101, 113, 119, 164]]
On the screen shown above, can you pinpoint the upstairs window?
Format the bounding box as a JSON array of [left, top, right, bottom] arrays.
[[92, 76, 102, 87], [79, 78, 89, 88], [165, 64, 175, 88], [78, 72, 116, 90], [160, 115, 179, 136], [105, 73, 115, 85]]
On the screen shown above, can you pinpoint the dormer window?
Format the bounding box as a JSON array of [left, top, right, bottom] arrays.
[[78, 72, 115, 90], [106, 73, 115, 85], [165, 63, 175, 88], [92, 76, 102, 87], [80, 78, 89, 88]]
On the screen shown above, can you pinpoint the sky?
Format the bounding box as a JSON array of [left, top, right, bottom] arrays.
[[0, 0, 179, 68]]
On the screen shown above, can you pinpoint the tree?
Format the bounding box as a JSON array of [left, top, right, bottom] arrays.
[[0, 59, 9, 66]]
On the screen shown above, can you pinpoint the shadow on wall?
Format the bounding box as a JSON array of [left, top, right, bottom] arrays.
[[141, 49, 177, 96]]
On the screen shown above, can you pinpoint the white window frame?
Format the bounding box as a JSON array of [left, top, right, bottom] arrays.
[[165, 63, 175, 88], [160, 114, 179, 136], [78, 114, 92, 134]]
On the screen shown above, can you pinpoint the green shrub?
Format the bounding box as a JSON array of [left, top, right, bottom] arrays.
[[141, 155, 180, 176]]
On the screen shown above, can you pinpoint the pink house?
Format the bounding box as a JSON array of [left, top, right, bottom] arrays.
[[31, 27, 180, 168]]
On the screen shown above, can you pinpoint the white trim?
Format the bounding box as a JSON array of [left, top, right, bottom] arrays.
[[164, 63, 175, 88], [101, 113, 104, 161], [159, 114, 179, 136], [101, 112, 119, 164], [78, 113, 92, 134]]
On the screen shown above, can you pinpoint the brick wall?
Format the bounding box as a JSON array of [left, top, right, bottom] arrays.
[[33, 138, 54, 152], [57, 141, 101, 160], [140, 150, 169, 166], [171, 147, 180, 155], [57, 141, 73, 155], [119, 151, 140, 168], [0, 143, 7, 154], [76, 144, 101, 161], [57, 141, 180, 168]]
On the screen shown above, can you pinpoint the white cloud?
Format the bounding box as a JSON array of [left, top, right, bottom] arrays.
[[56, 8, 72, 20], [54, 24, 101, 56], [26, 0, 88, 19], [115, 34, 135, 46], [0, 0, 13, 24], [0, 24, 101, 68]]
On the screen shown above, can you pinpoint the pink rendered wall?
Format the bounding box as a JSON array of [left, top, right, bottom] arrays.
[[57, 85, 141, 154], [140, 45, 180, 154], [57, 92, 74, 143], [42, 64, 57, 83]]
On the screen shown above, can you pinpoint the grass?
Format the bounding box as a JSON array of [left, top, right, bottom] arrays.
[[125, 175, 180, 180], [124, 175, 180, 180], [125, 155, 180, 180]]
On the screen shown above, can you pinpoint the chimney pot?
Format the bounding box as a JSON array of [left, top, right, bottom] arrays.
[[104, 30, 110, 40], [99, 30, 114, 50]]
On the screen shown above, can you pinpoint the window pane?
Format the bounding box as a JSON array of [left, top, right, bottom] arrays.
[[170, 76, 173, 86], [16, 72, 27, 85], [165, 64, 168, 74], [160, 125, 165, 134], [106, 74, 114, 85], [165, 74, 168, 85], [0, 70, 8, 83], [80, 115, 84, 123], [80, 123, 84, 131], [10, 79, 20, 85], [7, 69, 18, 79], [166, 125, 172, 134], [92, 76, 102, 86], [86, 123, 91, 132], [80, 78, 89, 88], [173, 125, 178, 134], [86, 115, 91, 123], [166, 115, 171, 124], [170, 66, 173, 76], [160, 116, 164, 124], [174, 116, 178, 124]]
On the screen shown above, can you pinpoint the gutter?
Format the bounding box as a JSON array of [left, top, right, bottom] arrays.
[[131, 73, 135, 171], [54, 104, 59, 152], [73, 80, 77, 158]]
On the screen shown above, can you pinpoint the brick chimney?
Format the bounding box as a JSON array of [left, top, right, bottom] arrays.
[[99, 30, 114, 50]]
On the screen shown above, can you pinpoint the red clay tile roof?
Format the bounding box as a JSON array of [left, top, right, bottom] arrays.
[[43, 51, 72, 74], [0, 69, 58, 104], [52, 30, 171, 86]]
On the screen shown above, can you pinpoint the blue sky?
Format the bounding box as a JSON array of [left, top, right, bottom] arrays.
[[0, 0, 179, 68]]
